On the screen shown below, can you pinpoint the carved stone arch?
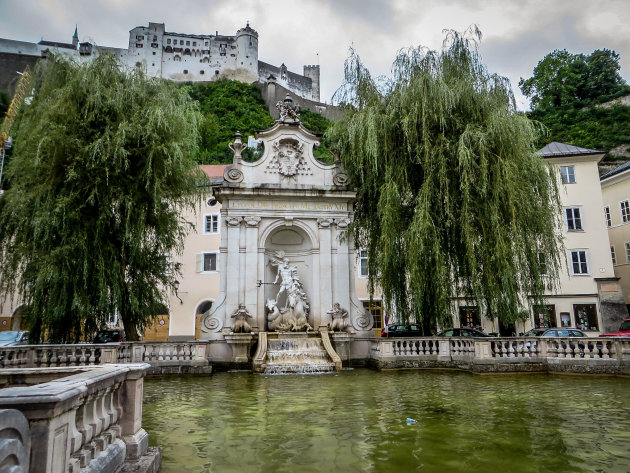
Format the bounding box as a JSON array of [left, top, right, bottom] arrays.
[[259, 218, 318, 251]]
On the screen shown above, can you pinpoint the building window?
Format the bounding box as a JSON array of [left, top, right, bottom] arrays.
[[459, 306, 480, 328], [569, 250, 589, 275], [136, 43, 143, 48], [538, 253, 548, 275], [167, 39, 171, 44], [574, 304, 598, 331], [136, 35, 144, 41], [358, 249, 368, 278], [626, 243, 630, 263], [621, 200, 630, 223], [198, 252, 218, 273], [186, 40, 190, 46], [559, 312, 571, 327], [183, 70, 188, 74], [200, 70, 205, 74], [204, 214, 219, 234], [205, 41, 209, 46], [611, 245, 617, 265], [604, 206, 612, 227], [565, 207, 583, 231], [362, 300, 383, 330], [193, 41, 197, 46], [533, 305, 556, 328], [560, 165, 575, 184]]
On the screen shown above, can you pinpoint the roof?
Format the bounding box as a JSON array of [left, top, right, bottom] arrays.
[[200, 164, 228, 178], [538, 142, 605, 158], [37, 40, 76, 49], [600, 161, 630, 180]]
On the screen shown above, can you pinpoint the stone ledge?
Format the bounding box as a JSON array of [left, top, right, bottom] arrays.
[[119, 447, 162, 473]]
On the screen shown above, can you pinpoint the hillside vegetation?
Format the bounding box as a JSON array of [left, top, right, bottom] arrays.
[[185, 80, 334, 164], [520, 49, 630, 158]]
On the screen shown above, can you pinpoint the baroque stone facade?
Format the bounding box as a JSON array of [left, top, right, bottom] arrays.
[[0, 22, 320, 101], [199, 98, 373, 356]]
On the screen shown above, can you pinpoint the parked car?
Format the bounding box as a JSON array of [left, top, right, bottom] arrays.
[[381, 324, 423, 337], [599, 319, 630, 337], [522, 328, 587, 337], [437, 327, 492, 337], [93, 329, 126, 343], [0, 330, 29, 347]]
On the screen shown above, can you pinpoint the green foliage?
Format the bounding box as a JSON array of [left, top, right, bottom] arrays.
[[0, 54, 204, 342], [519, 49, 628, 111], [520, 48, 630, 154], [300, 108, 335, 164], [328, 29, 562, 332], [530, 103, 630, 154], [187, 80, 274, 163]]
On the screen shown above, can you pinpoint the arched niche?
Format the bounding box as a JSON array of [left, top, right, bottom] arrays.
[[263, 225, 313, 312]]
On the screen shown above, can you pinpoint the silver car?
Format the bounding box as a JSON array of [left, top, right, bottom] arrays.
[[0, 331, 29, 347]]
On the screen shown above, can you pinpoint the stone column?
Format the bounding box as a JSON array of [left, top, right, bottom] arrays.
[[334, 218, 351, 311], [225, 216, 243, 317], [245, 216, 261, 329], [318, 218, 333, 327]]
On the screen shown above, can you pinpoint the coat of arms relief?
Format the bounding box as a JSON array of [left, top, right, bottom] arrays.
[[265, 138, 312, 180]]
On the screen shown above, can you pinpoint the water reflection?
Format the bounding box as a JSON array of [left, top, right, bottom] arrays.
[[143, 370, 630, 473]]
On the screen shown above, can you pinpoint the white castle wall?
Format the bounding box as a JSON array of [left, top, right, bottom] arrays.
[[0, 22, 316, 100]]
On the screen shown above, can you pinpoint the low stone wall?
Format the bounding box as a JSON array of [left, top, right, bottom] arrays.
[[370, 336, 630, 375], [0, 364, 160, 473], [2, 336, 629, 376], [0, 341, 211, 375]]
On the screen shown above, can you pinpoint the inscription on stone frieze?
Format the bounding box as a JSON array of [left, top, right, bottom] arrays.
[[230, 200, 346, 211]]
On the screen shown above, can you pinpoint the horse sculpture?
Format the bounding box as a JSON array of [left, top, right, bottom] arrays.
[[266, 298, 312, 332]]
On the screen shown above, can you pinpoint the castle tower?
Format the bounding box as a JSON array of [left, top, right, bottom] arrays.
[[303, 65, 320, 102], [235, 22, 259, 82], [72, 26, 79, 48]]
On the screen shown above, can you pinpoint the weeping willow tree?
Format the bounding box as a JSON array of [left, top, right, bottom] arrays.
[[0, 54, 204, 342], [328, 29, 563, 333]]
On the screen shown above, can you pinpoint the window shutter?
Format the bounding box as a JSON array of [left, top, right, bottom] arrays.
[[196, 253, 203, 273]]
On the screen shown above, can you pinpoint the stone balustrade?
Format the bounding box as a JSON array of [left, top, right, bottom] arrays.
[[0, 342, 211, 375], [0, 345, 119, 370], [0, 364, 155, 473], [371, 336, 630, 375]]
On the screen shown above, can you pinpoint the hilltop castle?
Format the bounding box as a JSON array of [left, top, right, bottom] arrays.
[[0, 22, 320, 102]]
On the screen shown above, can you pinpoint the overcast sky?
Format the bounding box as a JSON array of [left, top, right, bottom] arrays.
[[1, 0, 629, 110]]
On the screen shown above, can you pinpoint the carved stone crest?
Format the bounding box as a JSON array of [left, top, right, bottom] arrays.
[[266, 139, 310, 179]]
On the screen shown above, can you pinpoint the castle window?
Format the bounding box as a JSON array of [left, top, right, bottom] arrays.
[[136, 43, 143, 48], [184, 48, 191, 56], [152, 52, 156, 55], [174, 55, 181, 62], [136, 35, 144, 40], [215, 70, 219, 75], [152, 63, 155, 66], [231, 54, 235, 57], [193, 41, 197, 46], [200, 70, 205, 74], [167, 39, 171, 44], [205, 41, 209, 46], [183, 70, 188, 74], [186, 40, 190, 46]]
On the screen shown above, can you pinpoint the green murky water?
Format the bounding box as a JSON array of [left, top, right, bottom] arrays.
[[143, 370, 630, 473]]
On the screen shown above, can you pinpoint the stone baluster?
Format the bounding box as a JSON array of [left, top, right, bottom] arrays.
[[601, 341, 611, 359]]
